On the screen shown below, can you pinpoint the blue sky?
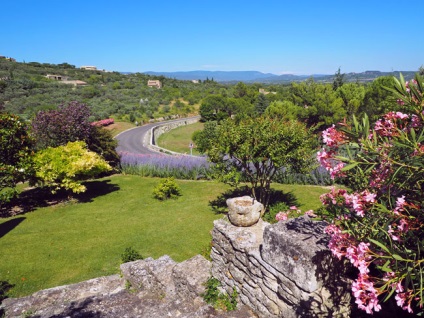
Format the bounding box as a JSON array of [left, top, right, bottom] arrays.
[[1, 0, 422, 74]]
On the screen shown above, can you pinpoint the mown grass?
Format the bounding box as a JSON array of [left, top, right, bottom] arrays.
[[104, 121, 136, 137], [0, 175, 329, 297], [157, 122, 204, 155]]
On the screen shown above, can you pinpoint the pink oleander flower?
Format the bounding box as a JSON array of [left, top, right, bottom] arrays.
[[395, 289, 414, 313], [397, 99, 405, 106], [411, 115, 421, 128], [352, 274, 382, 314], [275, 212, 288, 222], [393, 195, 406, 215], [346, 190, 376, 217], [374, 118, 396, 137], [320, 187, 349, 206], [385, 111, 409, 121], [345, 242, 372, 273], [326, 225, 355, 260], [388, 225, 400, 241], [398, 218, 409, 232], [304, 210, 317, 217], [322, 125, 346, 147]]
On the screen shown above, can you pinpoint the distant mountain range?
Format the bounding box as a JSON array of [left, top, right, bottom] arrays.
[[142, 70, 417, 83]]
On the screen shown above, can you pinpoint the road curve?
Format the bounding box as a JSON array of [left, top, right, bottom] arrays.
[[115, 116, 200, 155]]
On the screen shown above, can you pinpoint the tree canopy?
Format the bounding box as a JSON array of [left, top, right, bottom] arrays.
[[204, 117, 315, 209]]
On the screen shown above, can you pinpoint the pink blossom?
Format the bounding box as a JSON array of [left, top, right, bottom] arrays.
[[275, 212, 288, 222], [398, 218, 409, 232], [304, 210, 317, 217], [395, 289, 414, 313], [394, 195, 406, 215], [397, 99, 405, 106], [388, 225, 400, 241], [352, 274, 382, 314], [322, 125, 346, 147], [385, 111, 409, 120], [411, 115, 421, 128]]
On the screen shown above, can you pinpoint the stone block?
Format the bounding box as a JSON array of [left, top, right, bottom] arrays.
[[261, 216, 330, 293], [172, 255, 211, 299], [120, 255, 177, 298]]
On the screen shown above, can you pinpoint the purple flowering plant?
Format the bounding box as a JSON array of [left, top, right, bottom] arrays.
[[119, 152, 212, 180], [318, 74, 424, 314]]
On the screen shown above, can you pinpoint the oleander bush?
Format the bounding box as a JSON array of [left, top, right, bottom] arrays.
[[318, 74, 424, 314]]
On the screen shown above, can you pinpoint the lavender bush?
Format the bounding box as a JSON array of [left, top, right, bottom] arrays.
[[119, 152, 212, 180], [274, 165, 333, 186]]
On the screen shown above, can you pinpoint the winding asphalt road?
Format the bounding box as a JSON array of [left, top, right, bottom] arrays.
[[115, 116, 200, 155]]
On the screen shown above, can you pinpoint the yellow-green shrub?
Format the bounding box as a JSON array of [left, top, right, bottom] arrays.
[[33, 141, 111, 193]]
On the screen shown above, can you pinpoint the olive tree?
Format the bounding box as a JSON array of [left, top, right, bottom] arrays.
[[205, 117, 315, 209]]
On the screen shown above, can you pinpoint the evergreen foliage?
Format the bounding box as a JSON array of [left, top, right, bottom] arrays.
[[0, 113, 34, 204]]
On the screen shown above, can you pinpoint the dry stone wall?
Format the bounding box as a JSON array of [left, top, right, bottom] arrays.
[[148, 116, 200, 154], [211, 216, 352, 318]]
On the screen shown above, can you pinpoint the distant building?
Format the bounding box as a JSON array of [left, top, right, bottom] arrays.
[[191, 80, 199, 84], [259, 88, 276, 95], [147, 80, 162, 89], [46, 74, 69, 81], [62, 80, 88, 86], [45, 74, 86, 86], [80, 66, 97, 71], [0, 56, 16, 62]]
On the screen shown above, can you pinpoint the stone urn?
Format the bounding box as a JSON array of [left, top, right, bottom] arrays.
[[226, 196, 265, 227]]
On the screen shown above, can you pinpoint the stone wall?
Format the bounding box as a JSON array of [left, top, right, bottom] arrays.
[[211, 216, 351, 318], [147, 116, 200, 154]]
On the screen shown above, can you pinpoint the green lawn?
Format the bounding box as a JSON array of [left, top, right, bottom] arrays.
[[0, 175, 329, 297], [105, 121, 136, 137], [157, 122, 204, 155]]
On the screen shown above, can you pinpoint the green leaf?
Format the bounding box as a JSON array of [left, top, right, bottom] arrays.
[[383, 287, 396, 302], [341, 162, 359, 171], [392, 254, 405, 261], [369, 238, 390, 254], [380, 260, 392, 272]]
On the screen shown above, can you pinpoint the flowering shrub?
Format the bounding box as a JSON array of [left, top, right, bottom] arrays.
[[32, 141, 111, 194], [318, 74, 424, 314], [91, 118, 114, 127]]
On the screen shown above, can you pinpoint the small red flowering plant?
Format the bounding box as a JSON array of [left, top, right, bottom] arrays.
[[318, 74, 424, 314]]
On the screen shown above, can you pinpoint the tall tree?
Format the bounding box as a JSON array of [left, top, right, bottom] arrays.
[[336, 83, 365, 117], [204, 117, 314, 209], [254, 93, 269, 115], [333, 67, 345, 91]]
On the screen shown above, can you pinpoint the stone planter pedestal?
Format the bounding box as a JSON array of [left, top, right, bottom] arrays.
[[226, 196, 264, 227]]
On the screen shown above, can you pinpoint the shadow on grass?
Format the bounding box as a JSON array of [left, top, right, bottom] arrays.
[[0, 179, 119, 218], [209, 186, 298, 214], [0, 217, 25, 239], [75, 179, 120, 203]]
